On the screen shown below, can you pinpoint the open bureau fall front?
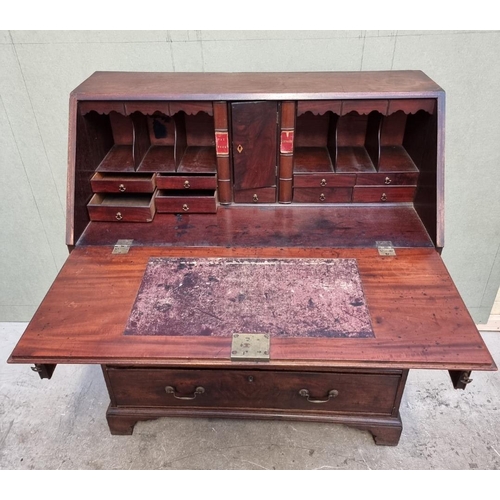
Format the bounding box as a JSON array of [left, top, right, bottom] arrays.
[[8, 71, 496, 445]]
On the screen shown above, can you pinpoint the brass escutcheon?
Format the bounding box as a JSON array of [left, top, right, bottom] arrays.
[[381, 193, 387, 202], [319, 193, 326, 202], [184, 180, 190, 189], [320, 178, 327, 187], [384, 176, 392, 185], [115, 212, 123, 221], [236, 144, 244, 153], [182, 204, 189, 211], [252, 194, 259, 202], [118, 184, 126, 192]]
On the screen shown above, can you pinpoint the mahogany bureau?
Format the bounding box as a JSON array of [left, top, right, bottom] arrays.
[[9, 71, 496, 446]]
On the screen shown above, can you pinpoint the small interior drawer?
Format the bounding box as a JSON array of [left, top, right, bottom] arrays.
[[293, 173, 356, 188], [233, 187, 276, 204], [294, 187, 353, 203], [106, 367, 401, 415], [356, 172, 419, 186], [87, 193, 155, 222], [90, 172, 156, 193], [155, 190, 217, 214], [352, 186, 416, 203], [156, 174, 217, 191]]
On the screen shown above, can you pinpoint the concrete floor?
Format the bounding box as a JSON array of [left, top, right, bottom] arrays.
[[1, 322, 499, 470]]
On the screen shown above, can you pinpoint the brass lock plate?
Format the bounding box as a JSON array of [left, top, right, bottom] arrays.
[[231, 333, 270, 362]]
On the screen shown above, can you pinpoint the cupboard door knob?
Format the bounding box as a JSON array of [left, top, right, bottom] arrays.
[[165, 386, 205, 400], [252, 194, 259, 202], [184, 180, 191, 189], [381, 193, 387, 202], [384, 177, 392, 185], [319, 193, 326, 202], [236, 144, 244, 153], [115, 212, 123, 221], [118, 184, 126, 192], [182, 204, 189, 212], [299, 388, 339, 404], [320, 179, 327, 187]]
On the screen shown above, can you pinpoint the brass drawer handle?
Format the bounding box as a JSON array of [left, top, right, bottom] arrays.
[[320, 178, 327, 187], [252, 194, 259, 202], [184, 180, 191, 189], [319, 193, 326, 202], [380, 193, 387, 202], [165, 386, 205, 400], [384, 176, 392, 185], [115, 212, 123, 221], [182, 204, 189, 212], [299, 388, 339, 404], [118, 184, 126, 192]]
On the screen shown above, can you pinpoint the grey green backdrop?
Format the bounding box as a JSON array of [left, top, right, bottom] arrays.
[[1, 30, 499, 323]]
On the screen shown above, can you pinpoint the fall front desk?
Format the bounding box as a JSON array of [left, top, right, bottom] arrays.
[[9, 71, 495, 445]]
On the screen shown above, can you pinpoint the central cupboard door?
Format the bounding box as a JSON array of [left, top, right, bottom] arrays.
[[231, 101, 278, 203]]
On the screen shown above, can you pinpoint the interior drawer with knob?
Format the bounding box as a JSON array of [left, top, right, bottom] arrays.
[[105, 367, 402, 415], [293, 173, 356, 189], [355, 173, 419, 186], [90, 172, 156, 194], [156, 174, 217, 191], [87, 193, 156, 222], [293, 187, 353, 203], [233, 187, 276, 203], [352, 186, 416, 203], [155, 190, 217, 213]]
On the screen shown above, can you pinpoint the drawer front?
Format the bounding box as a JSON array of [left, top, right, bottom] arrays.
[[87, 193, 155, 222], [294, 173, 356, 188], [294, 187, 352, 203], [355, 172, 419, 186], [107, 368, 401, 415], [90, 172, 156, 193], [155, 190, 217, 213], [233, 187, 276, 203], [156, 175, 217, 191], [353, 186, 416, 203]]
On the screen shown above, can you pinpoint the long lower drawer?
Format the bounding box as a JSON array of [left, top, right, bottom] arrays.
[[106, 367, 401, 415]]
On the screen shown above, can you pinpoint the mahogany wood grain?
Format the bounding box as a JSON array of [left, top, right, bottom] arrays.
[[233, 187, 276, 203], [136, 146, 176, 173], [90, 172, 156, 193], [104, 404, 404, 444], [97, 146, 134, 172], [106, 367, 400, 414], [79, 101, 126, 115], [71, 71, 443, 101], [231, 101, 278, 191], [352, 186, 416, 203], [87, 193, 155, 222], [342, 100, 389, 116], [9, 247, 495, 371], [280, 101, 296, 129], [356, 172, 418, 186], [293, 147, 333, 173], [109, 112, 133, 145], [78, 205, 435, 248], [156, 174, 217, 191], [388, 99, 436, 115], [294, 173, 356, 188], [169, 102, 213, 116], [293, 188, 352, 203], [178, 146, 217, 173], [155, 190, 217, 214], [124, 101, 170, 116], [297, 101, 342, 116]]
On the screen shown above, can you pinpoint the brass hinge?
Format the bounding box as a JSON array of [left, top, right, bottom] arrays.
[[231, 333, 270, 362], [376, 241, 396, 256], [112, 239, 133, 254]]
